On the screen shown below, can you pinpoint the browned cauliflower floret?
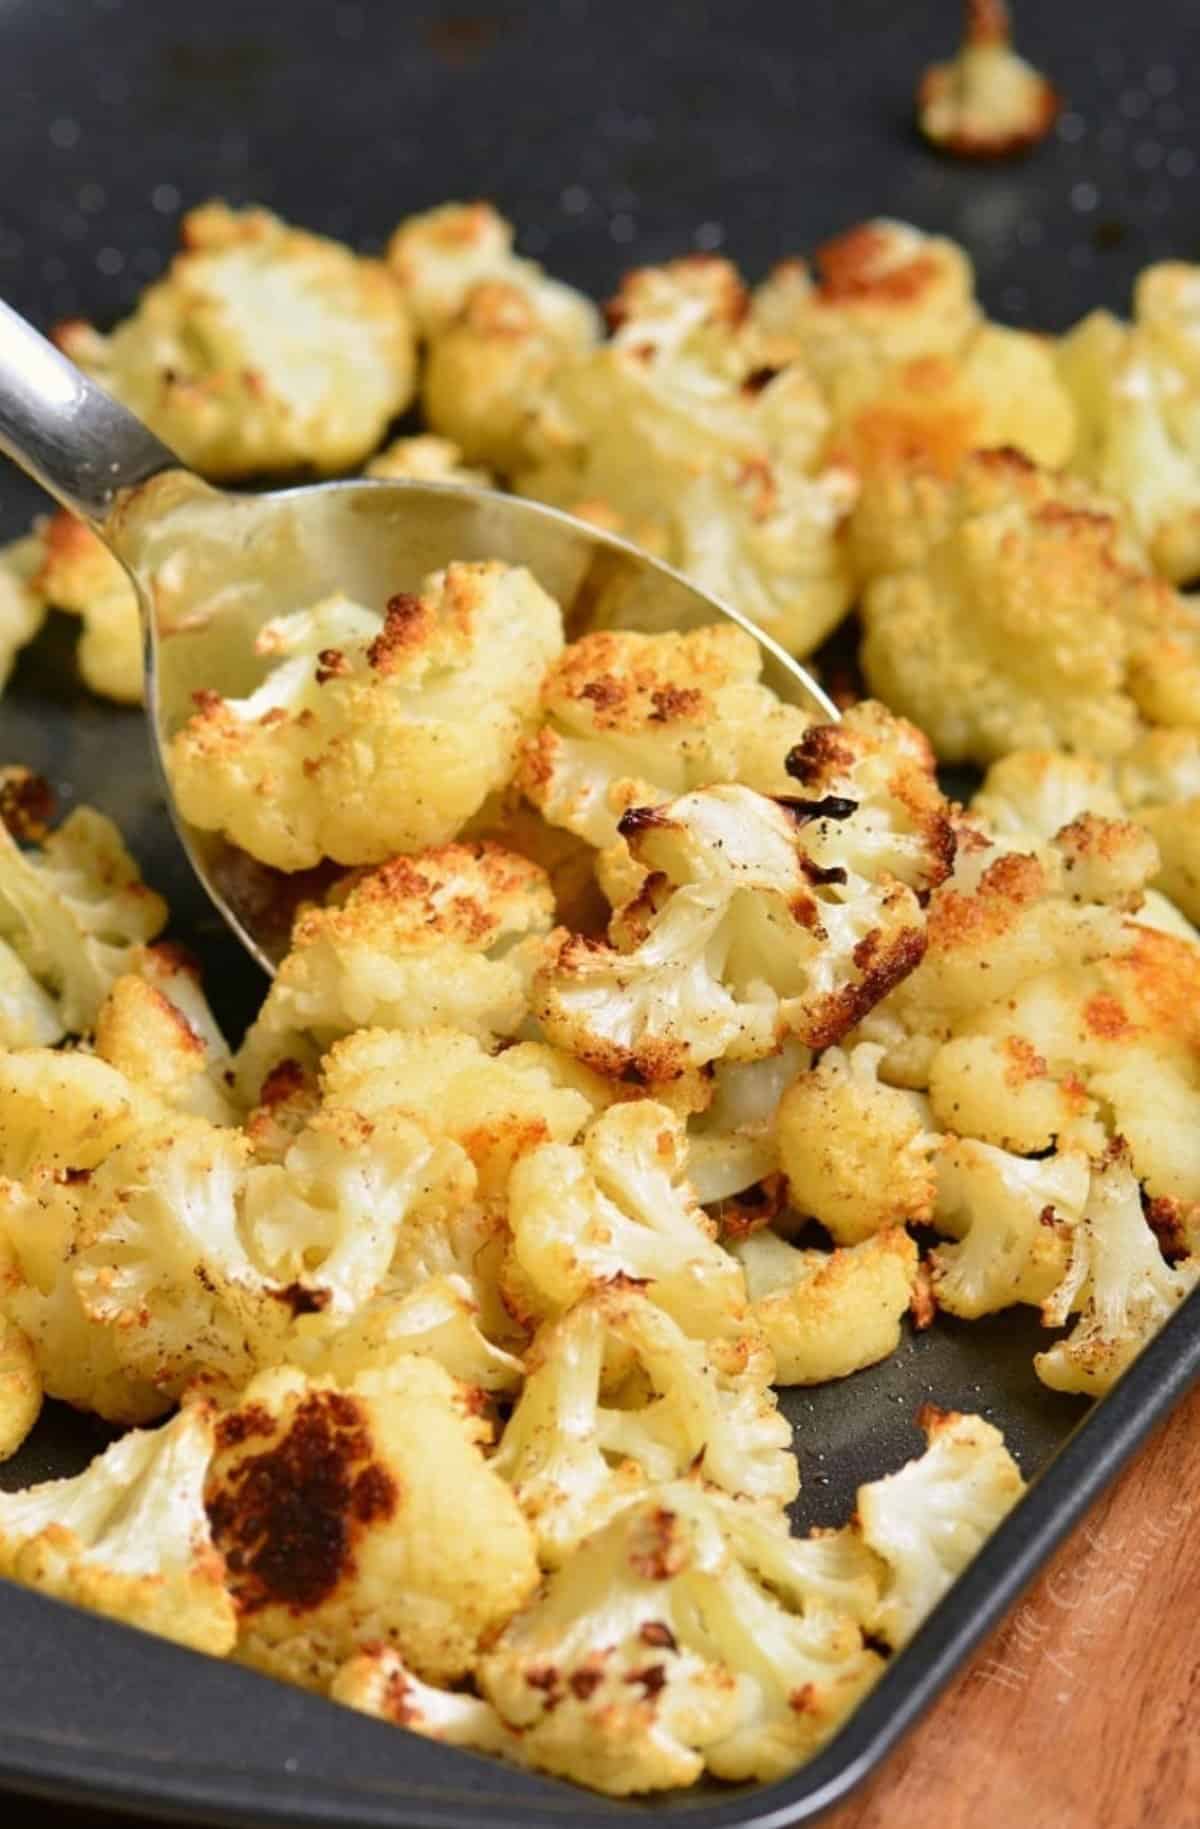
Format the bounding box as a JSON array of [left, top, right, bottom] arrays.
[[855, 448, 1187, 762], [0, 534, 47, 693], [168, 562, 564, 871], [917, 0, 1059, 160], [930, 1136, 1089, 1317], [365, 434, 491, 486], [516, 255, 856, 656], [204, 1358, 539, 1689], [94, 943, 236, 1125], [730, 1226, 918, 1383], [387, 201, 597, 343], [233, 845, 555, 1098], [32, 510, 142, 704], [0, 1400, 236, 1654], [56, 202, 415, 478]]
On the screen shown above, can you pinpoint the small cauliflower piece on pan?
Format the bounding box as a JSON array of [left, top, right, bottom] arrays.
[[778, 1045, 937, 1243], [917, 0, 1059, 160], [856, 1406, 1025, 1648], [364, 434, 491, 486], [730, 1226, 918, 1383], [1037, 1141, 1200, 1397], [94, 943, 236, 1125], [387, 200, 597, 343], [33, 510, 142, 704], [332, 1645, 519, 1756], [0, 534, 47, 694], [495, 1287, 794, 1565], [477, 1482, 883, 1793], [0, 1400, 236, 1654], [929, 1137, 1089, 1318], [535, 773, 930, 1080], [205, 1358, 539, 1689], [0, 1315, 40, 1459], [506, 1101, 750, 1342], [169, 562, 563, 871], [56, 202, 415, 479], [233, 845, 555, 1098]]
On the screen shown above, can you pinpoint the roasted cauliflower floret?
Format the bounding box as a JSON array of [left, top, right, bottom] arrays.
[[1037, 1141, 1200, 1397], [535, 780, 929, 1080], [917, 0, 1059, 159], [168, 562, 564, 872], [477, 1482, 883, 1793], [0, 534, 47, 693], [33, 510, 142, 703], [365, 434, 491, 486], [0, 1315, 40, 1459], [331, 1645, 519, 1756], [0, 779, 167, 1038], [0, 1400, 235, 1654], [205, 1358, 539, 1689], [234, 845, 555, 1098], [516, 255, 856, 656], [685, 1040, 809, 1203], [971, 748, 1124, 842], [387, 201, 597, 343], [856, 1406, 1025, 1647], [95, 943, 235, 1124], [930, 1137, 1089, 1318], [731, 1226, 918, 1383], [855, 448, 1184, 763], [1115, 728, 1200, 924], [506, 1101, 749, 1341], [495, 1288, 795, 1564], [777, 1044, 937, 1243], [56, 202, 415, 478]]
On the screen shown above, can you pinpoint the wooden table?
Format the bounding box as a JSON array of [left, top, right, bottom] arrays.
[[25, 1384, 1200, 1829]]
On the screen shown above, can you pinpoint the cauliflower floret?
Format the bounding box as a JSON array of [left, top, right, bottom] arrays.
[[0, 1315, 40, 1459], [516, 255, 856, 656], [917, 0, 1059, 159], [731, 1227, 917, 1384], [56, 202, 415, 478], [686, 1040, 810, 1204], [506, 1102, 750, 1341], [856, 1406, 1025, 1647], [205, 1358, 539, 1688], [331, 1645, 519, 1755], [477, 1482, 883, 1793], [33, 511, 142, 703], [971, 748, 1125, 842], [387, 201, 596, 343], [0, 1400, 235, 1654], [1114, 728, 1200, 924], [168, 562, 564, 872], [365, 434, 491, 486], [535, 781, 929, 1080], [0, 780, 167, 1037], [856, 448, 1184, 763], [777, 1044, 937, 1243], [309, 1271, 524, 1396], [495, 1287, 795, 1564], [1037, 1142, 1200, 1397], [929, 1138, 1090, 1317], [233, 845, 555, 1099], [0, 534, 47, 692], [95, 944, 235, 1124]]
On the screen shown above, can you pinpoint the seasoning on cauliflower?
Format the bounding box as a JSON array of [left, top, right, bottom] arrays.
[[205, 1358, 538, 1689], [731, 1226, 918, 1383], [495, 1287, 795, 1564], [33, 510, 142, 703], [856, 1405, 1025, 1647], [477, 1481, 883, 1793], [777, 1044, 937, 1243], [535, 779, 929, 1082], [516, 255, 857, 656], [365, 434, 491, 486], [0, 775, 167, 1038], [930, 1137, 1090, 1318], [0, 1400, 236, 1654], [506, 1101, 750, 1341], [56, 202, 416, 478], [0, 534, 47, 694], [917, 0, 1059, 160], [233, 845, 555, 1099], [95, 943, 236, 1124], [855, 447, 1186, 763], [1037, 1141, 1200, 1397], [169, 562, 563, 872], [685, 1040, 810, 1204]]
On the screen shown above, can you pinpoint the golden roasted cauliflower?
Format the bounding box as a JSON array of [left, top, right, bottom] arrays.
[[0, 535, 47, 694], [917, 0, 1059, 160], [94, 943, 236, 1125], [731, 1225, 918, 1383]]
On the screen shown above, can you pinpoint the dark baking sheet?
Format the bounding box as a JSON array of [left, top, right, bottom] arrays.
[[2, 0, 1200, 1822]]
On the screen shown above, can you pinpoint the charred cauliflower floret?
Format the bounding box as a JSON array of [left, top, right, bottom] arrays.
[[777, 1045, 937, 1243], [535, 776, 929, 1080], [516, 255, 856, 656], [168, 562, 564, 872], [33, 510, 142, 704], [56, 202, 415, 478], [0, 1400, 235, 1653], [94, 943, 236, 1125], [0, 534, 47, 693], [1037, 1141, 1200, 1396], [855, 448, 1186, 763], [730, 1226, 918, 1383], [930, 1137, 1089, 1318], [917, 0, 1059, 160], [365, 434, 491, 486], [0, 776, 167, 1040], [495, 1287, 795, 1565], [856, 1406, 1025, 1647], [477, 1482, 883, 1793], [233, 845, 555, 1098], [205, 1358, 538, 1689]]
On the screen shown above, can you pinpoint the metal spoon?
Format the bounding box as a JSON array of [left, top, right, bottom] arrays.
[[0, 297, 836, 973]]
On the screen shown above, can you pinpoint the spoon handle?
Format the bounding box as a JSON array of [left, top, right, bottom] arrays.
[[0, 296, 181, 530]]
